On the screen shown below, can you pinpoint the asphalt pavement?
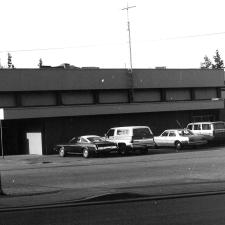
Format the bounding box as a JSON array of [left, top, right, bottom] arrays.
[[1, 146, 225, 210]]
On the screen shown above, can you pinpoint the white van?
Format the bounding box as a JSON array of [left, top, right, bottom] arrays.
[[105, 126, 154, 155], [186, 121, 225, 142]]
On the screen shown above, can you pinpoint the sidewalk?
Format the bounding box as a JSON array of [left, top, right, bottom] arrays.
[[0, 154, 61, 169]]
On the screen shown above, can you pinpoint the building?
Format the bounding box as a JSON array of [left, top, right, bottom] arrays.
[[0, 68, 224, 155]]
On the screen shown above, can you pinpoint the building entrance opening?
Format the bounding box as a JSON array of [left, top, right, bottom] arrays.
[[26, 132, 43, 155]]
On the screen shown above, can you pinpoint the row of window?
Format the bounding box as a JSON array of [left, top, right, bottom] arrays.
[[0, 88, 220, 108]]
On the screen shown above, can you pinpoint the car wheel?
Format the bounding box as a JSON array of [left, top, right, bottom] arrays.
[[118, 144, 127, 155], [83, 148, 90, 158], [59, 147, 66, 157], [175, 141, 182, 151]]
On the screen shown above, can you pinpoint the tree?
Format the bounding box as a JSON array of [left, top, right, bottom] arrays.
[[7, 53, 14, 69], [7, 53, 12, 68], [200, 50, 224, 69], [200, 55, 212, 69], [212, 49, 224, 69], [38, 58, 43, 68]]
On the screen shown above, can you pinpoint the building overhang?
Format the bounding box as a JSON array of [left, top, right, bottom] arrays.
[[3, 99, 224, 120]]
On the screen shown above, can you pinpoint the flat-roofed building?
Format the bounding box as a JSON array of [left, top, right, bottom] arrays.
[[0, 68, 224, 155]]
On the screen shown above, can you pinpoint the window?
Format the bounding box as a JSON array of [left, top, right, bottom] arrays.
[[69, 137, 78, 143], [194, 124, 201, 130], [133, 128, 153, 139], [87, 137, 104, 142], [169, 132, 176, 137], [106, 129, 114, 137], [187, 125, 192, 130], [213, 122, 225, 130], [161, 131, 169, 137], [116, 129, 129, 136], [178, 129, 193, 136], [81, 138, 88, 143], [202, 124, 211, 130]]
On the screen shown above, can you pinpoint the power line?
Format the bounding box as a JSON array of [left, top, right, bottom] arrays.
[[148, 31, 225, 42], [0, 31, 225, 54]]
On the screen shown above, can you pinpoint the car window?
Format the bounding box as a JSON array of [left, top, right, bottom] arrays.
[[187, 124, 192, 130], [161, 131, 169, 136], [116, 129, 129, 136], [133, 128, 153, 139], [178, 129, 193, 136], [106, 129, 115, 137], [169, 131, 176, 137], [69, 137, 77, 144], [80, 138, 88, 143], [202, 124, 211, 130], [193, 124, 201, 130], [87, 137, 103, 142], [213, 122, 225, 130]]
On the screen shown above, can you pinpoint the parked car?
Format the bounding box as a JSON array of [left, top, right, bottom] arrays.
[[105, 126, 154, 155], [55, 135, 118, 158], [154, 129, 207, 150], [186, 121, 225, 142]]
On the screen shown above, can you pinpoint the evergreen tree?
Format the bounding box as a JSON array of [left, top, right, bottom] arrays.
[[212, 49, 224, 69], [200, 55, 212, 69], [7, 53, 12, 69], [38, 58, 43, 68]]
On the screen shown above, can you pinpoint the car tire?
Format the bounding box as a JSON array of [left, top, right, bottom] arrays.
[[83, 148, 90, 158], [175, 141, 182, 151], [59, 147, 66, 157], [118, 143, 127, 155]]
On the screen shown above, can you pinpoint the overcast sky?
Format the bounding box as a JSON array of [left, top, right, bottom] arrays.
[[1, 0, 225, 69]]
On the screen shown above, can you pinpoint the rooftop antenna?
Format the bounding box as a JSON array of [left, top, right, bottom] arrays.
[[122, 3, 136, 73]]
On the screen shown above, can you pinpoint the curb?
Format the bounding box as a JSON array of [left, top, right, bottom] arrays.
[[1, 189, 225, 212]]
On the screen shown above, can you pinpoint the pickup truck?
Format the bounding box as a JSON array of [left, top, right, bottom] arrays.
[[105, 126, 155, 155]]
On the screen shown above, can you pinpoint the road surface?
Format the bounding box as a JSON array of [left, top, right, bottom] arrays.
[[1, 146, 225, 224], [2, 192, 225, 225]]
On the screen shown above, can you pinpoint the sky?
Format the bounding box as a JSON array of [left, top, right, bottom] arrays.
[[0, 0, 225, 69]]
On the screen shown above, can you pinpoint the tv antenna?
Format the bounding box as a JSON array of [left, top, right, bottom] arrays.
[[122, 4, 136, 73]]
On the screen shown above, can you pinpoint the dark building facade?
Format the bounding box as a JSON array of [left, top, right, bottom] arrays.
[[0, 68, 224, 155]]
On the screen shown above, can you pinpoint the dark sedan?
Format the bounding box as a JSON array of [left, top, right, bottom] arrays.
[[55, 135, 118, 158]]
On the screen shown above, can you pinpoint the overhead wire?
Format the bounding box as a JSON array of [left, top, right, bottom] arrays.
[[0, 31, 225, 54]]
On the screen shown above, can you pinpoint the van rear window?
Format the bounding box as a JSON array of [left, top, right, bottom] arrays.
[[213, 123, 225, 129], [133, 128, 153, 139]]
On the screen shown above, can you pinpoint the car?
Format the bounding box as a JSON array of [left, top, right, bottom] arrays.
[[154, 129, 207, 150], [54, 135, 118, 158], [105, 126, 154, 155], [186, 121, 225, 142]]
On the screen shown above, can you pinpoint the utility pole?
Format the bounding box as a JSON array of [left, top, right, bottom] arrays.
[[122, 4, 136, 73]]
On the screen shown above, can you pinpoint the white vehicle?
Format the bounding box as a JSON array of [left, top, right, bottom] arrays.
[[154, 129, 207, 150], [105, 126, 154, 155], [186, 121, 225, 142]]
